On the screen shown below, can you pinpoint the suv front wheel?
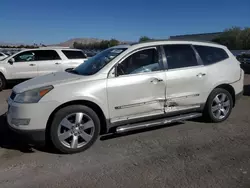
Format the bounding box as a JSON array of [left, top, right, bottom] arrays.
[[204, 88, 233, 123], [50, 105, 100, 154], [0, 74, 6, 91]]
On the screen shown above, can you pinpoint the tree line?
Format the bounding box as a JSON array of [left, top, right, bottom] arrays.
[[212, 27, 250, 50], [138, 27, 250, 50]]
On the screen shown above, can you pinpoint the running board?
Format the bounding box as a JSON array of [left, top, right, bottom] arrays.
[[116, 112, 202, 133]]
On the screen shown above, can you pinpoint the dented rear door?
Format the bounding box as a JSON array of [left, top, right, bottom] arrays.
[[163, 44, 208, 113]]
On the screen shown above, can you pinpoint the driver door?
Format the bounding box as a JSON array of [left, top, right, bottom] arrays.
[[107, 47, 167, 124], [11, 51, 38, 79]]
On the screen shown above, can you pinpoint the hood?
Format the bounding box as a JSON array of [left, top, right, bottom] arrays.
[[13, 71, 83, 93]]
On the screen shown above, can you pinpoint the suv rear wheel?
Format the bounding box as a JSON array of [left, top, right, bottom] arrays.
[[204, 88, 233, 123], [50, 105, 100, 154]]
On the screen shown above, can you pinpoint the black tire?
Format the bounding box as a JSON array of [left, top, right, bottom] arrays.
[[203, 88, 233, 123], [0, 74, 6, 91], [50, 105, 100, 154]]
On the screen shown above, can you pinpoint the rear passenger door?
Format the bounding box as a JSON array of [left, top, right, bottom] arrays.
[[35, 50, 63, 76], [163, 44, 208, 113]]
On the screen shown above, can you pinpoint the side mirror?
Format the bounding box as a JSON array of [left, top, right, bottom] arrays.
[[8, 58, 15, 65]]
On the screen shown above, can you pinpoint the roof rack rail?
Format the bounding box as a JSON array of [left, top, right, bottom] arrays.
[[132, 39, 220, 45], [38, 46, 71, 49]]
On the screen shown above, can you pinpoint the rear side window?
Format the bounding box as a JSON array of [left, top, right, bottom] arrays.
[[62, 50, 87, 59], [194, 45, 229, 65], [35, 50, 61, 61], [163, 45, 199, 69]]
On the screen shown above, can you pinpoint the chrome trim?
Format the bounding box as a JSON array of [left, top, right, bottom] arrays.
[[111, 110, 164, 124], [166, 94, 200, 100], [115, 99, 165, 110], [116, 112, 202, 133]]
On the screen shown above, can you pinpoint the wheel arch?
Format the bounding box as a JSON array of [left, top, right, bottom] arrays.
[[45, 100, 108, 141], [208, 84, 236, 107]]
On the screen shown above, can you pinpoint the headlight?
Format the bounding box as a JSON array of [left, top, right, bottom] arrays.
[[14, 85, 53, 103]]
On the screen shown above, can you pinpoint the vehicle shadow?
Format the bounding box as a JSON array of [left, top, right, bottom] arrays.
[[243, 84, 250, 96], [100, 122, 183, 141]]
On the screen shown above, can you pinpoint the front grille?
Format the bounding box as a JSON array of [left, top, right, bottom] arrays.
[[10, 91, 16, 100]]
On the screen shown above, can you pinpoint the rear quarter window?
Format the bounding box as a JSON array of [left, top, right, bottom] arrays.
[[62, 50, 87, 59], [194, 45, 229, 65]]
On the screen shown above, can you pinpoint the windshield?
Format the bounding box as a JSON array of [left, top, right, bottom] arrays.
[[72, 47, 127, 75]]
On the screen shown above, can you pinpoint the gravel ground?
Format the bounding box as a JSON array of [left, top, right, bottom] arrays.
[[0, 75, 250, 188]]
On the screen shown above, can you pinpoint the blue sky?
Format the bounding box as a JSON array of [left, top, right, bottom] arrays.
[[0, 0, 249, 44]]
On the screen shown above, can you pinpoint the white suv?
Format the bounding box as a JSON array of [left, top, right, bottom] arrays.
[[0, 47, 87, 90], [6, 40, 244, 154]]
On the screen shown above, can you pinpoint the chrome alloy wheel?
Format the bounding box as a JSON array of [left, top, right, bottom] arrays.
[[211, 93, 231, 120], [57, 112, 95, 149]]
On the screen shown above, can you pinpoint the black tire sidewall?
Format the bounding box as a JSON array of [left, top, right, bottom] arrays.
[[50, 105, 100, 154], [0, 74, 6, 91], [205, 88, 233, 123]]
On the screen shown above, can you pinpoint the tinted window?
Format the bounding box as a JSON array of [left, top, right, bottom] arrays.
[[14, 51, 35, 62], [34, 50, 61, 61], [163, 45, 198, 69], [117, 48, 162, 76], [194, 45, 229, 65], [62, 50, 87, 59]]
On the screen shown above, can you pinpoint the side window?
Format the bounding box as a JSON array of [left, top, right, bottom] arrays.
[[62, 50, 87, 59], [117, 48, 162, 76], [34, 50, 61, 61], [163, 45, 199, 69], [194, 45, 229, 65], [14, 51, 35, 62]]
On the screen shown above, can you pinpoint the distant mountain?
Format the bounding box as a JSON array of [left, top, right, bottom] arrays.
[[51, 38, 134, 47], [50, 38, 103, 47]]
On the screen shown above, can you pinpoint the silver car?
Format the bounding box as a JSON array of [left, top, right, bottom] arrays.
[[7, 40, 244, 154]]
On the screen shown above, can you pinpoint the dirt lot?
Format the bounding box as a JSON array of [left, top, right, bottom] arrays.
[[0, 75, 250, 188]]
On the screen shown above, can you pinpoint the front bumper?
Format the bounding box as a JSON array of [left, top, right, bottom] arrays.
[[8, 124, 46, 143], [6, 98, 60, 142]]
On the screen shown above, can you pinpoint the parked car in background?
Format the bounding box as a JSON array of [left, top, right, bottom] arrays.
[[236, 52, 250, 73], [7, 40, 244, 154], [0, 47, 87, 90], [0, 52, 8, 60]]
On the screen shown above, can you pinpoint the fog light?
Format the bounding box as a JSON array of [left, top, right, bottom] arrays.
[[11, 118, 30, 126]]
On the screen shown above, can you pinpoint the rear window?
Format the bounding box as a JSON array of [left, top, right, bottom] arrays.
[[163, 44, 199, 69], [35, 50, 61, 61], [62, 50, 87, 59], [194, 45, 229, 65]]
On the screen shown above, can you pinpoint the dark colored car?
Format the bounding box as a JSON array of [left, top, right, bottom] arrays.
[[236, 52, 250, 73]]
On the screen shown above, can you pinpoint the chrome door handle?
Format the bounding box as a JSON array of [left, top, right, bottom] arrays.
[[150, 78, 163, 83], [55, 63, 61, 65], [196, 73, 206, 77], [29, 64, 35, 66]]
